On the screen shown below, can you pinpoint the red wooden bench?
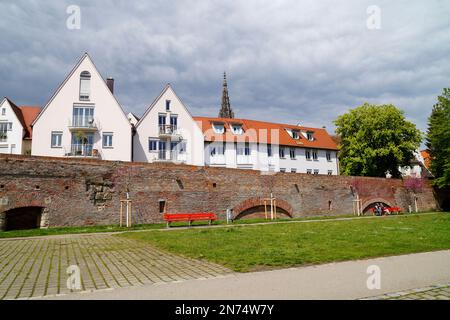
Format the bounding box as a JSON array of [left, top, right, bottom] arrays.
[[163, 212, 218, 228]]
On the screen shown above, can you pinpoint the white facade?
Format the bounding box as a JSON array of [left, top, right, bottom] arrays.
[[31, 54, 132, 161], [133, 85, 204, 165], [0, 98, 26, 155], [205, 142, 339, 175]]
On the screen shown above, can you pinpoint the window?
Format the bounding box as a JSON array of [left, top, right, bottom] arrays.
[[307, 169, 312, 174], [314, 169, 319, 175], [280, 168, 286, 173], [179, 140, 187, 153], [51, 132, 62, 148], [158, 114, 166, 125], [211, 142, 225, 156], [213, 123, 225, 134], [290, 148, 296, 159], [307, 132, 314, 141], [149, 138, 158, 152], [292, 130, 299, 139], [305, 149, 311, 160], [231, 124, 243, 135], [326, 151, 331, 161], [102, 133, 113, 148], [291, 168, 297, 173], [79, 71, 91, 100], [1, 108, 5, 115], [159, 200, 166, 214], [328, 170, 333, 175], [312, 149, 318, 161], [0, 122, 9, 141], [73, 106, 94, 127], [279, 147, 285, 158], [166, 100, 171, 111], [244, 142, 250, 156], [267, 144, 272, 157], [170, 115, 178, 129], [158, 114, 167, 133]]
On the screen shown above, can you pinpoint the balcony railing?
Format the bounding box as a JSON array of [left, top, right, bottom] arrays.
[[158, 125, 178, 136], [156, 150, 185, 162], [65, 144, 100, 158], [69, 117, 98, 131]]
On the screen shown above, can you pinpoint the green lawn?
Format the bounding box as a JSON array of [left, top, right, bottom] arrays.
[[0, 213, 356, 239], [119, 213, 450, 272]]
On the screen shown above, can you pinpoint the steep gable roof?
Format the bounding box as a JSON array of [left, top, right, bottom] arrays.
[[193, 116, 338, 150], [32, 52, 130, 127], [4, 98, 27, 131], [135, 84, 196, 128], [18, 106, 41, 139]]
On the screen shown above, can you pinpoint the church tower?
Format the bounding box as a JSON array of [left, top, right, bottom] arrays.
[[218, 72, 234, 118]]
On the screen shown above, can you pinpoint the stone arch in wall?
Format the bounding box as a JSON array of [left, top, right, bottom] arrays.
[[232, 197, 294, 220], [0, 206, 48, 231], [361, 198, 395, 214]]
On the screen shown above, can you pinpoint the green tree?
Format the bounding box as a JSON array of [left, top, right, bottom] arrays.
[[334, 103, 422, 178], [425, 88, 450, 188]]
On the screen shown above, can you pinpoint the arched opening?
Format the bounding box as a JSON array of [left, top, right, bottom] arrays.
[[363, 202, 391, 214], [2, 206, 44, 231], [234, 205, 292, 220], [442, 198, 450, 212]]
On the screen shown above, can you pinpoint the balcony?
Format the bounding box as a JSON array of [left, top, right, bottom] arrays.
[[158, 125, 181, 139], [155, 150, 186, 163], [65, 144, 100, 158], [68, 117, 98, 132]]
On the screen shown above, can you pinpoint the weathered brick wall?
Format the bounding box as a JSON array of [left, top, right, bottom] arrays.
[[0, 154, 440, 228]]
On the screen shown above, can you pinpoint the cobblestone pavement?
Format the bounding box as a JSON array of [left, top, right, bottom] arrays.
[[364, 283, 450, 300], [0, 234, 232, 300]]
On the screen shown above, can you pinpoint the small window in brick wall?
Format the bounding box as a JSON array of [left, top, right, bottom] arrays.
[[294, 184, 300, 193], [159, 200, 166, 214], [328, 200, 332, 210], [176, 179, 184, 190]]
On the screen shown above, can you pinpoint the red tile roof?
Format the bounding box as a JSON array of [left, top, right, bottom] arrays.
[[420, 150, 431, 169], [193, 117, 338, 150], [18, 106, 41, 139]]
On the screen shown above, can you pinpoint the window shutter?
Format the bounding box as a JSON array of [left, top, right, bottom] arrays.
[[80, 78, 90, 97]]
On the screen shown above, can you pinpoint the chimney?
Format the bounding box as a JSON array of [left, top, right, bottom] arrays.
[[106, 77, 114, 94]]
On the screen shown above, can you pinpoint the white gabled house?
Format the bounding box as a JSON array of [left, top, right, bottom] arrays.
[[0, 98, 40, 155], [31, 53, 133, 161], [133, 84, 204, 165]]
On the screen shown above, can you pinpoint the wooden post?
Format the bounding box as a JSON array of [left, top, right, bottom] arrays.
[[274, 200, 277, 219], [270, 193, 274, 220], [119, 201, 123, 227], [264, 200, 268, 220]]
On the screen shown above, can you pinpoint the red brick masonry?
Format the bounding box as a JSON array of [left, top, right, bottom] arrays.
[[0, 154, 439, 228]]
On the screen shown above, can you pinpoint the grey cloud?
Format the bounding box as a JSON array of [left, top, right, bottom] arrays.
[[0, 0, 449, 136]]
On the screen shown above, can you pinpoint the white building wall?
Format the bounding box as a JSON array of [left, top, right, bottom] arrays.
[[205, 140, 339, 175], [0, 99, 24, 155], [31, 54, 132, 161], [133, 85, 204, 166]]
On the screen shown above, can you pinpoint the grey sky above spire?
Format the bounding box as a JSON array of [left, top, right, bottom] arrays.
[[0, 1, 449, 135]]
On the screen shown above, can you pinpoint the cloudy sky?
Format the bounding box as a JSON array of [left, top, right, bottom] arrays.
[[0, 0, 449, 135]]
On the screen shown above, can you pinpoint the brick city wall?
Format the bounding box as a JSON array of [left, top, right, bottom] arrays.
[[0, 154, 440, 229]]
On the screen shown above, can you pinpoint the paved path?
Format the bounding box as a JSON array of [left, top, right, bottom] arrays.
[[0, 234, 231, 300], [366, 283, 450, 300], [39, 249, 450, 300]]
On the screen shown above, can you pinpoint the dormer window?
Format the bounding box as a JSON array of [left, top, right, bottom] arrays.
[[292, 130, 299, 139], [79, 71, 91, 101], [306, 131, 314, 141], [212, 123, 225, 134], [231, 124, 243, 135]]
